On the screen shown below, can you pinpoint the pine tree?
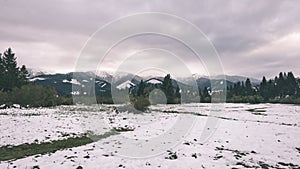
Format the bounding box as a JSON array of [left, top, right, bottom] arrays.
[[277, 72, 285, 97], [18, 65, 29, 87], [0, 48, 28, 91], [161, 74, 176, 104], [175, 86, 181, 100], [0, 53, 5, 90], [137, 80, 145, 96], [201, 87, 211, 102], [245, 78, 253, 95], [2, 48, 19, 91], [233, 81, 242, 96], [297, 79, 300, 97], [260, 76, 269, 101], [286, 72, 297, 96]]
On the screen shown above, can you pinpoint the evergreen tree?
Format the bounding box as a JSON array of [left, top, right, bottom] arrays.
[[175, 86, 181, 103], [201, 87, 211, 102], [260, 76, 269, 101], [137, 80, 145, 96], [18, 65, 29, 87], [245, 78, 253, 95], [277, 72, 285, 97], [297, 78, 300, 97], [0, 48, 28, 91], [286, 72, 297, 96], [267, 79, 276, 99], [0, 53, 5, 90], [2, 48, 19, 91], [161, 74, 176, 104], [233, 81, 242, 96]]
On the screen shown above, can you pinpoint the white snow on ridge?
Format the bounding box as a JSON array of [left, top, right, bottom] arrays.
[[29, 77, 46, 82], [116, 80, 135, 89], [96, 81, 107, 88], [147, 79, 162, 84], [62, 79, 81, 85], [101, 83, 107, 88]]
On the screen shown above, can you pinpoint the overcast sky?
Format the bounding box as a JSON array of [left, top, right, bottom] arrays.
[[0, 0, 299, 79]]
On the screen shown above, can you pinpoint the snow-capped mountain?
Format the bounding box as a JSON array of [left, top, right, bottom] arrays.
[[212, 75, 260, 84], [93, 71, 113, 82], [29, 72, 111, 96], [28, 71, 261, 97], [27, 68, 54, 78], [183, 73, 260, 85], [111, 72, 143, 87]]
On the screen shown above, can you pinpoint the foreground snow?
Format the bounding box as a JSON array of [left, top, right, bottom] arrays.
[[0, 103, 299, 168]]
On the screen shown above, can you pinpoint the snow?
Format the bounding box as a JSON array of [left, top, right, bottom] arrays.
[[62, 79, 81, 85], [29, 77, 46, 82], [0, 103, 299, 168], [71, 91, 80, 95], [100, 83, 106, 88], [147, 79, 162, 84], [116, 80, 135, 90], [94, 71, 112, 78]]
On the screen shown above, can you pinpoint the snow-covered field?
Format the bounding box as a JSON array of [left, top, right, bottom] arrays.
[[0, 103, 299, 169]]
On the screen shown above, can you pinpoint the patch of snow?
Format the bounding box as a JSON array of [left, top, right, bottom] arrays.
[[29, 77, 46, 82], [117, 80, 135, 90], [147, 79, 163, 84], [71, 91, 80, 95], [62, 79, 81, 85], [100, 83, 107, 88]]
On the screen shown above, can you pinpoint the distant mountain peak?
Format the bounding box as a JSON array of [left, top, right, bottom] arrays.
[[27, 68, 55, 78]]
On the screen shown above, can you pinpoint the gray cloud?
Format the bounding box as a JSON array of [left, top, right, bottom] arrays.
[[0, 0, 299, 78]]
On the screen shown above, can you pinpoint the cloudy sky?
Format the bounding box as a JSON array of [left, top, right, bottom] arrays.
[[0, 0, 300, 79]]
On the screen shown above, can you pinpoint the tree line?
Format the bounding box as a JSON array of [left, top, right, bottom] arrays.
[[0, 48, 69, 108], [133, 72, 300, 109], [224, 72, 300, 104]]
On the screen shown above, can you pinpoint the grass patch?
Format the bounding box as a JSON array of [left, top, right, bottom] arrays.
[[0, 130, 119, 161], [215, 147, 252, 160], [257, 161, 272, 169], [251, 112, 268, 116], [277, 162, 300, 168], [0, 136, 92, 161], [113, 126, 135, 132], [161, 110, 208, 117], [246, 108, 267, 112], [236, 162, 255, 168]]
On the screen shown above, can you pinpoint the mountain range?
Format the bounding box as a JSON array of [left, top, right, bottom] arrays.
[[28, 70, 260, 96]]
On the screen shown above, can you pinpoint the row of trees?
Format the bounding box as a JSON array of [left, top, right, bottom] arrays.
[[0, 48, 67, 107], [131, 71, 300, 110], [260, 72, 300, 100], [226, 72, 300, 103]]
